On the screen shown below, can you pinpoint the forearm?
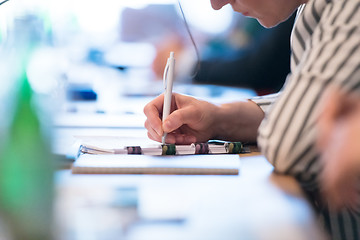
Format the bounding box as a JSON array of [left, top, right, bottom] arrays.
[[212, 100, 265, 142]]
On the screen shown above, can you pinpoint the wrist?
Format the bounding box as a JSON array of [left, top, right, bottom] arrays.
[[212, 100, 264, 142], [211, 102, 242, 140]]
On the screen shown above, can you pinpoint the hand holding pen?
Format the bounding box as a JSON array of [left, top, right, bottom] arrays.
[[144, 53, 261, 145], [162, 52, 175, 144]]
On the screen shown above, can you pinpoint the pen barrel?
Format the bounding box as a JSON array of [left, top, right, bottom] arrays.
[[162, 54, 175, 121]]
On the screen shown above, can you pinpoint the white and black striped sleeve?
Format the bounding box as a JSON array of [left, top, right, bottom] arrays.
[[258, 0, 360, 181], [257, 0, 360, 239]]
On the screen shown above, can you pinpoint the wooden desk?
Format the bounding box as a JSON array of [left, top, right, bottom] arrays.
[[54, 154, 327, 240]]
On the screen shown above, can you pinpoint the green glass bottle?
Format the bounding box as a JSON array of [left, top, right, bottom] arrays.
[[0, 7, 55, 239], [0, 67, 54, 240]]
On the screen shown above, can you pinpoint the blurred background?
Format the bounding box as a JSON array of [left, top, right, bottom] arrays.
[[0, 0, 294, 116]]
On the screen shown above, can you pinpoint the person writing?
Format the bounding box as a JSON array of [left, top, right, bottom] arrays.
[[144, 0, 360, 239]]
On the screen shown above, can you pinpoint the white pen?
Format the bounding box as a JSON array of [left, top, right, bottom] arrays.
[[162, 52, 175, 144]]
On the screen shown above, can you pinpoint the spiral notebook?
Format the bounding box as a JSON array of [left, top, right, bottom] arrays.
[[72, 154, 240, 175]]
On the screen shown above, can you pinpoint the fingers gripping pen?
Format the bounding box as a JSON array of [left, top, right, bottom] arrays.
[[162, 52, 175, 144]]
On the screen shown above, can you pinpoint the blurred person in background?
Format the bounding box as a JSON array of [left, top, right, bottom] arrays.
[[192, 13, 296, 95], [154, 14, 296, 96], [317, 87, 360, 211], [127, 4, 295, 96]]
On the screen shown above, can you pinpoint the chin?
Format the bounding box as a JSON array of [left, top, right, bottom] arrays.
[[257, 17, 284, 28], [259, 11, 296, 28]]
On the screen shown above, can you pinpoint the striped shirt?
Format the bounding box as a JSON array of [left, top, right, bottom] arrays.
[[252, 0, 360, 239]]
